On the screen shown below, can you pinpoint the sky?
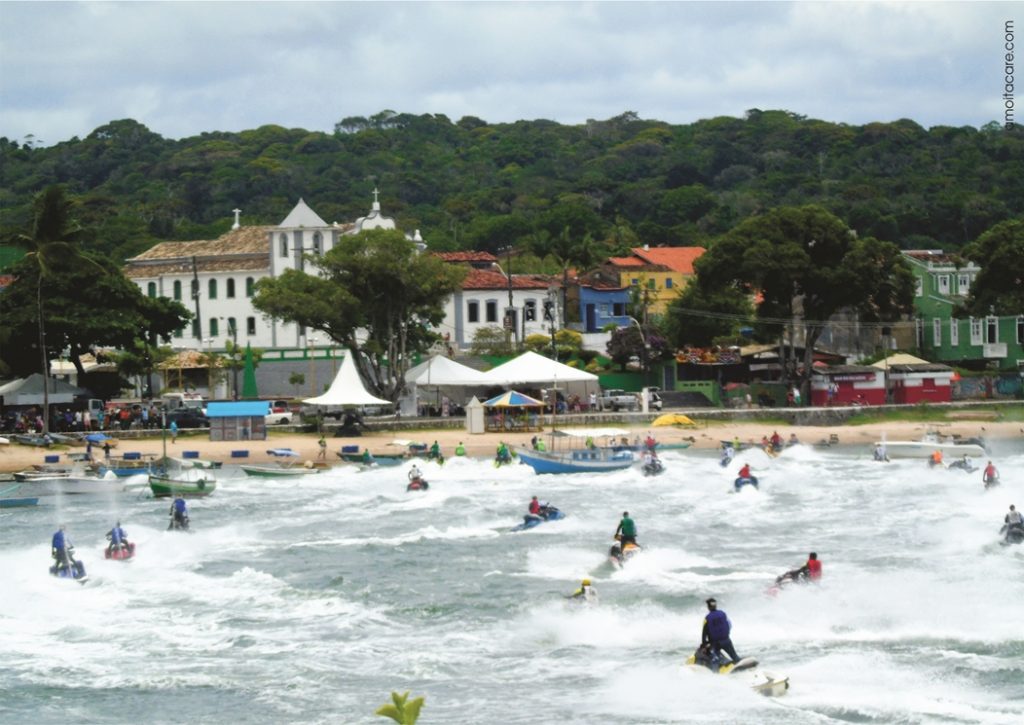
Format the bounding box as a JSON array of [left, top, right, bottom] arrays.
[[0, 1, 1014, 146]]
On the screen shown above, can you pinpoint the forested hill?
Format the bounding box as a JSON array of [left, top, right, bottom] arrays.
[[1, 110, 1022, 263]]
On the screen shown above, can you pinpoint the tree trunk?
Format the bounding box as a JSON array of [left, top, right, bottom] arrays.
[[37, 274, 49, 432]]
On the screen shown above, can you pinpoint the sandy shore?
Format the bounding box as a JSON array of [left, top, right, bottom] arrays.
[[1, 419, 1020, 472]]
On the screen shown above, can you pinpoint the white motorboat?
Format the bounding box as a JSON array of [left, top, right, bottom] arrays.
[[17, 474, 130, 496], [873, 433, 986, 460]]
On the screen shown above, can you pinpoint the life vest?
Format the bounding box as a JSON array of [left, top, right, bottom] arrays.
[[806, 558, 822, 580], [529, 500, 541, 515], [984, 465, 997, 481], [931, 451, 943, 464], [705, 610, 731, 641], [110, 528, 123, 545], [173, 499, 187, 514], [739, 465, 751, 479]]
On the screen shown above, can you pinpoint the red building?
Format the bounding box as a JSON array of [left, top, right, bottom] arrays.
[[810, 365, 886, 406], [884, 363, 954, 404]]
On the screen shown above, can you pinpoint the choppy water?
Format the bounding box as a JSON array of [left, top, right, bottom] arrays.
[[2, 441, 1023, 724]]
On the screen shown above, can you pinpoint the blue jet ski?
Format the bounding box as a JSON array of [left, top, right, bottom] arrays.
[[511, 505, 565, 531], [50, 549, 88, 584], [734, 476, 759, 491]]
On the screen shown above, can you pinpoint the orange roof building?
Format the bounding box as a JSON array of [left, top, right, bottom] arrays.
[[600, 245, 705, 314]]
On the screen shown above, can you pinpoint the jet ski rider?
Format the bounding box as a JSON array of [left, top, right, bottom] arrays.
[[51, 524, 73, 572], [170, 496, 189, 528], [738, 462, 752, 480], [1005, 505, 1023, 541], [106, 521, 129, 553], [701, 597, 741, 667], [983, 461, 999, 486], [569, 578, 597, 602], [614, 511, 638, 550]]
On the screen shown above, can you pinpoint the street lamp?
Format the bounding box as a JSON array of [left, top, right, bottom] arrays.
[[494, 249, 517, 350], [203, 337, 215, 396], [308, 335, 318, 395], [627, 316, 649, 390]]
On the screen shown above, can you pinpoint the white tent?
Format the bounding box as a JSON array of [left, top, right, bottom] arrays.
[[0, 373, 89, 406], [402, 355, 492, 417], [483, 351, 598, 385], [404, 355, 492, 386], [303, 352, 390, 406]]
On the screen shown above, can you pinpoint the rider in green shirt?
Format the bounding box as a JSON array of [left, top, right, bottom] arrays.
[[615, 511, 638, 549]]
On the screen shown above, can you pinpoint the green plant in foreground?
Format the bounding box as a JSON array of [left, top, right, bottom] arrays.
[[375, 691, 424, 724]]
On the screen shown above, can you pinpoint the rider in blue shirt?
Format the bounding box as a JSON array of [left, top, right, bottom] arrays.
[[170, 497, 189, 528], [51, 525, 72, 569], [106, 521, 129, 552], [701, 597, 741, 666]]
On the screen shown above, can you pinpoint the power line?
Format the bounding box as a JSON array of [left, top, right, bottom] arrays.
[[669, 306, 917, 331]]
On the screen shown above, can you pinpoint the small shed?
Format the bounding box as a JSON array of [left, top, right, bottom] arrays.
[[885, 363, 954, 404], [206, 401, 269, 441], [810, 365, 886, 406]]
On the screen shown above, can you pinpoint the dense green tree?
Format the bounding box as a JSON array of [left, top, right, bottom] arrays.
[[252, 229, 466, 401], [961, 219, 1024, 315], [694, 205, 914, 390], [665, 281, 754, 348]]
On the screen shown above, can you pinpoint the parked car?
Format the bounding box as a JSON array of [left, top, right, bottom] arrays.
[[265, 411, 295, 425], [597, 389, 640, 412], [647, 389, 663, 411], [165, 410, 209, 429]]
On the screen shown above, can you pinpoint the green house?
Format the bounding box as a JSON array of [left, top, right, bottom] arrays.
[[904, 250, 1024, 371]]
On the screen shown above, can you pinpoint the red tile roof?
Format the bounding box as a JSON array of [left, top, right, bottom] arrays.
[[632, 246, 705, 274], [433, 251, 499, 263], [461, 269, 554, 290]]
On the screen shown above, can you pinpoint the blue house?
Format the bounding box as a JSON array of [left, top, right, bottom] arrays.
[[574, 271, 631, 333]]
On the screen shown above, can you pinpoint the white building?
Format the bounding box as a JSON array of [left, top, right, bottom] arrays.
[[124, 191, 425, 354]]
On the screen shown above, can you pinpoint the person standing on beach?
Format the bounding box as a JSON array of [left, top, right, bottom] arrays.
[[169, 420, 178, 444], [317, 434, 327, 461]]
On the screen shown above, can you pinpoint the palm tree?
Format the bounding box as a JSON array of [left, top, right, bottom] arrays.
[[18, 186, 84, 433]]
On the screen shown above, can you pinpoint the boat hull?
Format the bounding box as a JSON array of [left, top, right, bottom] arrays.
[[513, 447, 634, 474], [876, 441, 986, 459], [18, 476, 130, 495], [148, 475, 216, 497], [0, 496, 39, 508], [239, 465, 318, 477]]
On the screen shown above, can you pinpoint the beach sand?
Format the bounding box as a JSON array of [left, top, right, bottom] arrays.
[[2, 419, 1020, 472]]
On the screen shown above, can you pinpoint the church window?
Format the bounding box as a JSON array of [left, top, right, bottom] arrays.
[[312, 232, 322, 255], [173, 280, 182, 301], [467, 301, 479, 323], [246, 317, 256, 335], [280, 233, 288, 257], [209, 318, 219, 337], [208, 279, 218, 299], [226, 278, 236, 298], [147, 282, 156, 298], [246, 277, 255, 297], [485, 300, 498, 323]]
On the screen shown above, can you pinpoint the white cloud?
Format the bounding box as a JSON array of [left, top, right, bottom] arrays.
[[0, 1, 1009, 145]]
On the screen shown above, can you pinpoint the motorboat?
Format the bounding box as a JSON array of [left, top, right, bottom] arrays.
[[0, 482, 38, 508], [16, 474, 130, 496], [240, 449, 321, 477], [514, 428, 635, 475], [873, 432, 986, 460], [686, 646, 789, 697]]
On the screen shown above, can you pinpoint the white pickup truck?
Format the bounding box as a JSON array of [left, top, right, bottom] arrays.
[[597, 389, 640, 411]]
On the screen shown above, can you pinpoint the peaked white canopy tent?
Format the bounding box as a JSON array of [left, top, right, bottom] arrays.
[[303, 352, 390, 407], [401, 355, 493, 417], [482, 351, 599, 408]]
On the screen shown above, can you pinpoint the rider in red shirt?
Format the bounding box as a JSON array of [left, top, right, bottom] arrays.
[[738, 463, 752, 479], [804, 552, 822, 581], [529, 496, 541, 515]]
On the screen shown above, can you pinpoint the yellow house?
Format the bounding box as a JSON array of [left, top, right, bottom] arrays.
[[602, 245, 705, 314]]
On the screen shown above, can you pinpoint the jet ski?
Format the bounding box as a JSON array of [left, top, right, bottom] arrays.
[[686, 645, 789, 697], [948, 459, 977, 473], [734, 475, 759, 491], [104, 542, 136, 560], [642, 459, 665, 476], [1000, 523, 1024, 545], [608, 540, 642, 568], [50, 548, 88, 584], [510, 505, 564, 531], [766, 568, 809, 597], [168, 515, 190, 531], [406, 476, 430, 492]]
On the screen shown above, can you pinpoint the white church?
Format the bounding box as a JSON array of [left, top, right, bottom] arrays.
[[123, 192, 559, 366]]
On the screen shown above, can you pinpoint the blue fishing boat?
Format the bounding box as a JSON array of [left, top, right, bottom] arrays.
[[513, 428, 635, 475], [0, 483, 38, 508]]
